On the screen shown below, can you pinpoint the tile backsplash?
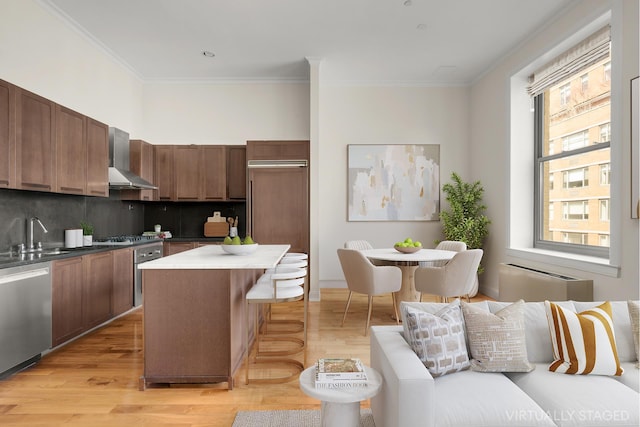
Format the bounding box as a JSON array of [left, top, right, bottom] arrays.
[[0, 189, 144, 251], [0, 189, 246, 251], [143, 202, 246, 238]]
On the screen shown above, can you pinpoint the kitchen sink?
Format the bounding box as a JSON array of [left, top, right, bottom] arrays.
[[41, 249, 70, 256], [0, 249, 70, 265]]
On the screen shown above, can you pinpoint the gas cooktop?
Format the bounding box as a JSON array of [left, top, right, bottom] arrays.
[[93, 235, 162, 246]]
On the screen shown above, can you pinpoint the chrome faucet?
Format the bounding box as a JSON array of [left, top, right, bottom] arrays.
[[25, 217, 48, 252]]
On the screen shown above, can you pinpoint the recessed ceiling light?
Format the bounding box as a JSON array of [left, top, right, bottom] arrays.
[[202, 51, 215, 58]]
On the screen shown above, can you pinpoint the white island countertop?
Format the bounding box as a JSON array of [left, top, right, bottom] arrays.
[[138, 244, 290, 270]]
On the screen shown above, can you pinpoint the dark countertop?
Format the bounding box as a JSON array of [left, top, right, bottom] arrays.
[[0, 240, 164, 270], [0, 236, 227, 270], [166, 237, 225, 243]]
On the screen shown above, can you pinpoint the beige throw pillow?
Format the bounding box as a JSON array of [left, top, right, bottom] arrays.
[[401, 300, 470, 377], [461, 299, 534, 372], [545, 301, 623, 376], [627, 300, 639, 367]]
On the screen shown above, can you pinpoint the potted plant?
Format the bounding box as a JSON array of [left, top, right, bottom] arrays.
[[439, 172, 490, 273], [80, 221, 94, 246]]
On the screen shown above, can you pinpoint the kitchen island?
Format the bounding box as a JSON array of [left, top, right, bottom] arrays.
[[138, 244, 289, 390]]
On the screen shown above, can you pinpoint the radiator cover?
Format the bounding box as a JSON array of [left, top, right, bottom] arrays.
[[498, 263, 593, 302]]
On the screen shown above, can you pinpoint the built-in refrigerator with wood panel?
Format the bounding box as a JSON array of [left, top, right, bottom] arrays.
[[246, 141, 309, 255]]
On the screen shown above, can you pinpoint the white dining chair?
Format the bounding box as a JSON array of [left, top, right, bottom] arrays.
[[414, 249, 483, 303], [419, 240, 467, 268], [344, 240, 374, 250], [337, 248, 402, 335]]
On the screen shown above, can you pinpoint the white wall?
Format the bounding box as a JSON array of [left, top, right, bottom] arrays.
[[0, 0, 143, 133], [470, 0, 639, 300], [317, 85, 470, 285], [139, 82, 310, 145]]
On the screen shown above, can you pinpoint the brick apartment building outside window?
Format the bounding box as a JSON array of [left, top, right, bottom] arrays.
[[531, 25, 611, 257]]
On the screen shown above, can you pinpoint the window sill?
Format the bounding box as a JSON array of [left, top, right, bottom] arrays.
[[506, 247, 620, 278]]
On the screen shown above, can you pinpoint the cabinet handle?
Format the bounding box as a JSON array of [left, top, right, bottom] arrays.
[[22, 183, 51, 190], [60, 186, 83, 193]]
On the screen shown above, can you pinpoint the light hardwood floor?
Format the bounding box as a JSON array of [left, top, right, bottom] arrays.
[[0, 289, 488, 426]]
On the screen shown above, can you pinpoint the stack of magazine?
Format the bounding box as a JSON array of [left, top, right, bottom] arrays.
[[314, 358, 368, 389]]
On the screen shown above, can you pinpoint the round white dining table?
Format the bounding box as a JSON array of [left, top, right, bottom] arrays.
[[360, 248, 456, 316]]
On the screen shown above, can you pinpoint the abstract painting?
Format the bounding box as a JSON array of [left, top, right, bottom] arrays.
[[347, 144, 440, 221]]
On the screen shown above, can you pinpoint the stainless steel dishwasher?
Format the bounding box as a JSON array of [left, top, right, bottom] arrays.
[[0, 262, 52, 379]]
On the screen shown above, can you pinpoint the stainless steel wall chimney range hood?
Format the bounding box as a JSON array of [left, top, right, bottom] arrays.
[[108, 127, 157, 190]]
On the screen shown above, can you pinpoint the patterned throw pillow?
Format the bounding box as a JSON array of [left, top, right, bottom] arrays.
[[401, 300, 470, 377], [545, 301, 623, 376], [461, 299, 534, 372], [628, 300, 639, 368]]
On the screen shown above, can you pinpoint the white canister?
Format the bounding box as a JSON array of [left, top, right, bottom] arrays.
[[65, 229, 77, 248], [75, 229, 83, 247], [83, 235, 93, 246]]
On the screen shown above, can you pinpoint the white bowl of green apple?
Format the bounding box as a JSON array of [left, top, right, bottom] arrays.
[[221, 235, 258, 255], [393, 237, 423, 253]]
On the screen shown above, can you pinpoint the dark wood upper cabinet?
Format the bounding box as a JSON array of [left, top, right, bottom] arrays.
[[0, 80, 15, 188], [55, 106, 108, 197], [159, 145, 244, 201], [154, 145, 174, 201], [55, 105, 86, 195], [7, 81, 108, 197], [174, 145, 201, 200], [226, 146, 246, 199], [202, 145, 226, 200], [123, 139, 155, 201], [246, 140, 309, 160], [15, 87, 55, 192], [86, 118, 109, 197]]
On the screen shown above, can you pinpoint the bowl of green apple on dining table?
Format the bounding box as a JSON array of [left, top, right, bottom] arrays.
[[393, 237, 423, 254]]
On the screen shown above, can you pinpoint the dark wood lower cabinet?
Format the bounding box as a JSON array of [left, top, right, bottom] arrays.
[[141, 268, 260, 390], [52, 250, 126, 348], [83, 252, 113, 329], [112, 248, 133, 316], [52, 257, 84, 347]]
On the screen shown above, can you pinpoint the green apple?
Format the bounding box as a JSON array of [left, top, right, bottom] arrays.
[[223, 236, 232, 245], [243, 235, 255, 245], [404, 237, 413, 244], [231, 236, 242, 245], [414, 241, 422, 247]]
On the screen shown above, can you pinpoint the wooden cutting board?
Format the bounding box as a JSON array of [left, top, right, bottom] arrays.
[[204, 222, 229, 237]]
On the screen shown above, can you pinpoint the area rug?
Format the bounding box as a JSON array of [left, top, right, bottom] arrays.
[[232, 408, 375, 426]]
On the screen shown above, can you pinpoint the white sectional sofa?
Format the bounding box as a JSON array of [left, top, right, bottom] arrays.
[[370, 300, 639, 427]]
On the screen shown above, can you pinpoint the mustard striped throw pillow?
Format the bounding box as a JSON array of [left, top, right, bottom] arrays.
[[545, 301, 623, 376]]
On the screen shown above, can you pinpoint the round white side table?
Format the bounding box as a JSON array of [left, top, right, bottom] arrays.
[[299, 365, 382, 427]]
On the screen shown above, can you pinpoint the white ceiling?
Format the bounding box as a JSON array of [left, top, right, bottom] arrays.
[[42, 0, 575, 85]]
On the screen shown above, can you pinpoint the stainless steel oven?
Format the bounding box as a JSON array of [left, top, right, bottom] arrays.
[[134, 243, 163, 306]]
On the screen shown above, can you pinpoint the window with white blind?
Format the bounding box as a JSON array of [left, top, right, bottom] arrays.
[[531, 25, 610, 257], [563, 167, 589, 188]]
